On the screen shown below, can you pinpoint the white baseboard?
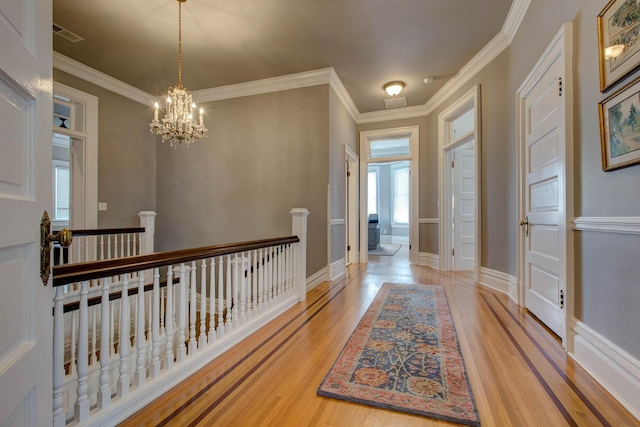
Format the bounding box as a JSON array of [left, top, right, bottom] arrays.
[[380, 235, 409, 244], [418, 252, 440, 270], [306, 267, 328, 291], [329, 258, 346, 282], [477, 267, 513, 296], [569, 319, 640, 421]]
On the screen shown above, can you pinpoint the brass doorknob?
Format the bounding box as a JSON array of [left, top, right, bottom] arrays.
[[48, 228, 73, 247]]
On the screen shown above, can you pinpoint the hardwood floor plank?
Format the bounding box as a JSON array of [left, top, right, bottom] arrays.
[[121, 251, 640, 426]]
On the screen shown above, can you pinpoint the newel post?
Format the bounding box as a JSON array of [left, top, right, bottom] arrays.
[[290, 208, 309, 302], [138, 211, 157, 254]]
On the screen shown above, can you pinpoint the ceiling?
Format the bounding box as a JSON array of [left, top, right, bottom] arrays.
[[53, 0, 513, 114]]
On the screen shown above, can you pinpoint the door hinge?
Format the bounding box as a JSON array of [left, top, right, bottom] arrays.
[[451, 160, 455, 168], [347, 171, 351, 177], [558, 77, 563, 96], [452, 249, 455, 257], [409, 244, 412, 250], [560, 289, 564, 309], [347, 245, 351, 251]]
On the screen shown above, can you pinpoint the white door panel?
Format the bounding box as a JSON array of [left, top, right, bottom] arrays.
[[0, 0, 53, 425], [453, 148, 475, 271], [523, 48, 566, 338]]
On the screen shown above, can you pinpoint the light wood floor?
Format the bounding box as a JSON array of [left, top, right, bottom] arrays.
[[121, 247, 639, 426]]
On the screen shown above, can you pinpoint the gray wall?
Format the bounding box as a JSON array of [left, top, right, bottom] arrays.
[[329, 87, 357, 263], [53, 69, 157, 228], [155, 85, 329, 277]]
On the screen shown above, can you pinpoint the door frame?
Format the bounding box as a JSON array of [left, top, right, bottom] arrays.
[[345, 145, 359, 265], [438, 85, 481, 280], [53, 82, 99, 229], [359, 126, 419, 264], [516, 22, 573, 347]]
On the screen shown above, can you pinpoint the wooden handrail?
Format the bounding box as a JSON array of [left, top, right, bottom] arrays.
[[53, 236, 300, 287], [70, 227, 145, 236]]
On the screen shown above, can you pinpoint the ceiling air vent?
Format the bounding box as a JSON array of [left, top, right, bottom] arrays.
[[53, 24, 84, 43], [383, 97, 407, 110]]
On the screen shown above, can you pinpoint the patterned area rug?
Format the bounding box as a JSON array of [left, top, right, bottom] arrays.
[[317, 283, 480, 426], [368, 244, 401, 256]]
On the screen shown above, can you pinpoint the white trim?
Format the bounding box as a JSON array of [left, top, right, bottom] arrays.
[[419, 218, 439, 224], [516, 23, 574, 346], [418, 252, 440, 270], [53, 82, 99, 229], [360, 126, 419, 265], [329, 69, 360, 122], [329, 258, 346, 282], [477, 267, 513, 296], [194, 67, 333, 103], [438, 85, 481, 281], [572, 217, 640, 235], [569, 319, 640, 420], [380, 235, 409, 245], [345, 145, 360, 265], [306, 267, 328, 291], [51, 0, 530, 123], [330, 218, 345, 226], [53, 52, 154, 106]]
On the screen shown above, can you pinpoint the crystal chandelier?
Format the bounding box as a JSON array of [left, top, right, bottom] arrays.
[[150, 0, 207, 147]]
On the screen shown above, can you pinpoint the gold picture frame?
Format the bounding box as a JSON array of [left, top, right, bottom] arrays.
[[598, 0, 640, 92], [599, 75, 640, 171]]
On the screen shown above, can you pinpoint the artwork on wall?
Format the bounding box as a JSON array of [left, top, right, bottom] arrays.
[[599, 75, 640, 170], [598, 0, 640, 92]]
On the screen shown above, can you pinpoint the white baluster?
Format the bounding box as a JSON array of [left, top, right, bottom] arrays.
[[233, 253, 240, 326], [160, 288, 166, 337], [117, 275, 130, 398], [92, 235, 98, 262], [278, 246, 283, 299], [226, 255, 232, 333], [150, 268, 161, 378], [164, 266, 174, 369], [208, 258, 216, 344], [74, 281, 90, 422], [99, 235, 105, 260], [268, 247, 274, 304], [58, 244, 64, 266], [258, 248, 265, 311], [188, 261, 197, 355], [84, 236, 89, 263], [106, 235, 112, 260], [90, 305, 97, 365], [126, 233, 131, 257], [239, 253, 247, 325], [114, 234, 119, 259], [76, 238, 82, 263], [217, 258, 224, 339], [52, 287, 65, 427], [177, 263, 187, 362], [199, 259, 207, 348], [135, 271, 146, 387], [133, 233, 139, 256], [70, 312, 77, 376], [252, 250, 258, 313], [120, 234, 125, 258], [98, 277, 111, 409]]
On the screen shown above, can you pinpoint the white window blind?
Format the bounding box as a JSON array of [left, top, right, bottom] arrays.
[[393, 166, 409, 224], [54, 163, 70, 221], [368, 170, 378, 215]]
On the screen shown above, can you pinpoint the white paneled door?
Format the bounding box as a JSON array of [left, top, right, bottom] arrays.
[[521, 34, 568, 339], [453, 148, 475, 271], [0, 0, 53, 425]]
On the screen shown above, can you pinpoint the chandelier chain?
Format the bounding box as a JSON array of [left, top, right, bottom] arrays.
[[177, 1, 183, 89]]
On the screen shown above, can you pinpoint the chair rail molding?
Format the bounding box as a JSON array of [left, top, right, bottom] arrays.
[[419, 218, 439, 224], [572, 217, 640, 235]]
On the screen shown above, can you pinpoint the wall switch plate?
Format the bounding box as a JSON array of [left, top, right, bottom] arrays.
[[98, 202, 107, 211]]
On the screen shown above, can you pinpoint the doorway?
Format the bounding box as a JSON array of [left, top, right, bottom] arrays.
[[345, 145, 359, 265], [359, 126, 419, 264], [439, 86, 481, 277]]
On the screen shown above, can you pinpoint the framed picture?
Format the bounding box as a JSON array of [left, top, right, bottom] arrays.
[[599, 75, 640, 171], [598, 0, 640, 92]]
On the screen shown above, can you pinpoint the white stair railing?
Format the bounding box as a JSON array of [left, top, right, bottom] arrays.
[[51, 208, 308, 427]]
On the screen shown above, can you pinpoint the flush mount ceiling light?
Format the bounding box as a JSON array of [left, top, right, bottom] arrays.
[[150, 0, 207, 147], [384, 81, 405, 97], [604, 44, 625, 60]]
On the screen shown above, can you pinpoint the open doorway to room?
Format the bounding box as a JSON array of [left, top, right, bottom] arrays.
[[360, 126, 419, 265], [439, 85, 481, 276]]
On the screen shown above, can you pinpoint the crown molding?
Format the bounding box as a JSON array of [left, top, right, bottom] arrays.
[[53, 52, 155, 106], [192, 68, 334, 103], [503, 0, 532, 42], [328, 69, 360, 122], [52, 0, 530, 123]]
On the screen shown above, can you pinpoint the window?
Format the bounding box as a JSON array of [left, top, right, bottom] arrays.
[[367, 168, 378, 215], [392, 165, 409, 224], [53, 160, 70, 221], [370, 138, 410, 159]]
